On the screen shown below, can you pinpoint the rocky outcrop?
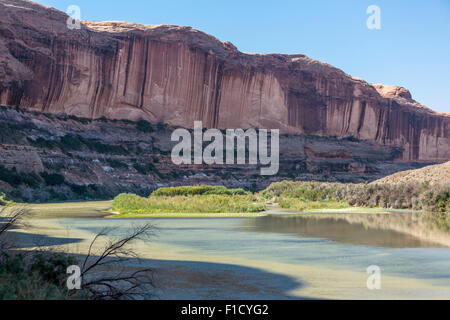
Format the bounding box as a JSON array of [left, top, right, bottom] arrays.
[[0, 107, 434, 201], [0, 0, 449, 162], [0, 144, 43, 172]]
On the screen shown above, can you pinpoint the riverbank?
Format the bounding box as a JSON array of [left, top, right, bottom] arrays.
[[11, 212, 450, 300], [22, 200, 450, 249], [110, 212, 268, 218], [25, 200, 268, 219], [27, 200, 112, 218], [24, 198, 396, 218], [109, 180, 449, 218], [22, 177, 450, 219], [26, 200, 389, 219]]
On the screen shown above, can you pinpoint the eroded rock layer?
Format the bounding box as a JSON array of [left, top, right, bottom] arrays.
[[0, 106, 434, 201], [0, 0, 449, 162]]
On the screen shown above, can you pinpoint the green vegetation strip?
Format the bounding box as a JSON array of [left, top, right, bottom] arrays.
[[111, 181, 449, 217], [110, 212, 267, 218], [111, 186, 266, 216], [261, 180, 450, 213]]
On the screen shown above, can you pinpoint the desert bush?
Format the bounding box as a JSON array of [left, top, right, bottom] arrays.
[[29, 134, 129, 155], [0, 206, 155, 300], [0, 123, 25, 144], [136, 120, 154, 133], [27, 137, 58, 149], [261, 180, 343, 201], [40, 172, 65, 186], [0, 165, 41, 188], [105, 158, 128, 169], [151, 185, 249, 197], [133, 163, 157, 175], [156, 122, 166, 131], [0, 206, 74, 299], [60, 135, 83, 151], [0, 251, 78, 300], [112, 192, 264, 214], [78, 136, 129, 155], [278, 198, 351, 211], [69, 183, 88, 196], [262, 180, 450, 213], [0, 194, 13, 206]]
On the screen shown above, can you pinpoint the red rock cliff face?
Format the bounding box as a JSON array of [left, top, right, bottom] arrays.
[[0, 0, 449, 162]]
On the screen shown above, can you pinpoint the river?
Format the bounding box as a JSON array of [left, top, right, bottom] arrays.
[[16, 202, 450, 300]]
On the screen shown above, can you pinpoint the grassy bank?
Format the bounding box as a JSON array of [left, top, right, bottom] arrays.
[[0, 193, 14, 206], [278, 199, 352, 212], [111, 180, 450, 217], [261, 180, 450, 213], [111, 212, 267, 218], [111, 186, 266, 216]]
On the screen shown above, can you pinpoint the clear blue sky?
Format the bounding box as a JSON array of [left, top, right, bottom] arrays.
[[38, 0, 450, 113]]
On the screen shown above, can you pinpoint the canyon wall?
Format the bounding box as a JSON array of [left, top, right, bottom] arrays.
[[0, 0, 449, 162], [0, 106, 431, 202]]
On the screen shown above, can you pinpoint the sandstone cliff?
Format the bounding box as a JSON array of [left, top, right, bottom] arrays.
[[0, 0, 449, 162], [0, 106, 431, 202]]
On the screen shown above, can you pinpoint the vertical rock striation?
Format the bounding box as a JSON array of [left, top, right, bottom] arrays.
[[0, 0, 449, 162]]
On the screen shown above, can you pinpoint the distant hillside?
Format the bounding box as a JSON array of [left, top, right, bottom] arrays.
[[373, 162, 450, 185]]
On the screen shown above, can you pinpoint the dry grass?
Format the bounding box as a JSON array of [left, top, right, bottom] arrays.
[[374, 161, 450, 185]]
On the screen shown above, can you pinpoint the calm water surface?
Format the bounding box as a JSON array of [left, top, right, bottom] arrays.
[[53, 210, 450, 293]]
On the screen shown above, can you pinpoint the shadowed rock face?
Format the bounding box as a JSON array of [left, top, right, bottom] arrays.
[[0, 0, 449, 162], [0, 107, 436, 201]]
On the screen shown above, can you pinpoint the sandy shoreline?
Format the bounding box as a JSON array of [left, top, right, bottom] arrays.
[[13, 218, 299, 299], [11, 211, 450, 300]]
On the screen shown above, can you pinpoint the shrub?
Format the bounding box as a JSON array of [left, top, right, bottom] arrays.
[[136, 120, 154, 133], [40, 172, 65, 186], [0, 251, 77, 300], [278, 198, 351, 211], [0, 123, 25, 144], [105, 158, 128, 169], [0, 193, 13, 206], [261, 180, 450, 213], [133, 163, 153, 175], [30, 252, 78, 285], [7, 189, 23, 202], [0, 165, 41, 188], [27, 137, 57, 149], [151, 185, 249, 197], [66, 183, 110, 200], [261, 180, 341, 201], [0, 165, 22, 187], [48, 188, 68, 201], [79, 137, 129, 155], [29, 134, 129, 155], [156, 122, 166, 131], [59, 135, 83, 151], [68, 184, 88, 196], [112, 192, 264, 214]]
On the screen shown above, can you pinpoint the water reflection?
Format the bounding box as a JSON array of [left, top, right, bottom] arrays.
[[242, 212, 450, 248]]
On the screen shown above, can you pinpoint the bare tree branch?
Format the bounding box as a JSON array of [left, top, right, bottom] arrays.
[[79, 223, 156, 300], [1, 204, 156, 300], [0, 205, 31, 250]]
